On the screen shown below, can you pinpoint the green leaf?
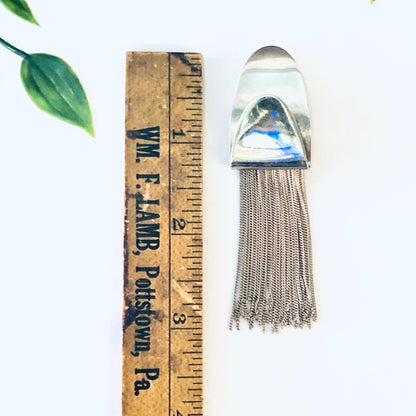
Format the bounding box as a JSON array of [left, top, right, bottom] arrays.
[[0, 0, 39, 25], [20, 54, 95, 137]]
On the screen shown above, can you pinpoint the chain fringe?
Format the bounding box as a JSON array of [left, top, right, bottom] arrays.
[[230, 169, 317, 332]]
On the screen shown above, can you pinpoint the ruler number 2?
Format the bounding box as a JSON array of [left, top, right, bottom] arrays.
[[173, 218, 186, 231], [173, 313, 187, 324]]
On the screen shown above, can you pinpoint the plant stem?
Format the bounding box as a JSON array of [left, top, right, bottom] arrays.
[[0, 37, 29, 58]]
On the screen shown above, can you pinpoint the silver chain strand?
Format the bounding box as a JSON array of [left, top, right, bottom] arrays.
[[230, 169, 317, 332]]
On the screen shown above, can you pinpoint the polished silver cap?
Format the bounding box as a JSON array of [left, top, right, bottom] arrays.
[[230, 46, 311, 169]]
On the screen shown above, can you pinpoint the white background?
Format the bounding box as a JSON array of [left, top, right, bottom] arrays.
[[1, 0, 415, 415]]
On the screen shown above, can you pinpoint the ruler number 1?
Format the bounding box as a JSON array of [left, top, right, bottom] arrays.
[[173, 313, 187, 324], [172, 129, 185, 139]]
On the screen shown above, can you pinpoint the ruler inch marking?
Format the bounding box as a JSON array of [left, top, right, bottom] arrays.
[[168, 51, 172, 416], [170, 52, 203, 416]]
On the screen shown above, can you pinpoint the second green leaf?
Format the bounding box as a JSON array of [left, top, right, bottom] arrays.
[[21, 54, 95, 137]]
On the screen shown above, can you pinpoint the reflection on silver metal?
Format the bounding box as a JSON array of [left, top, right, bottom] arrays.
[[231, 46, 311, 169]]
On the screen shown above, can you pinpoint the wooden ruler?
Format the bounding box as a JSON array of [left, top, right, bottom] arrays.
[[123, 52, 203, 416]]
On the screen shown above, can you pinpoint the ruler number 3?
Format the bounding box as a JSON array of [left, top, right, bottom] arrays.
[[173, 313, 187, 324]]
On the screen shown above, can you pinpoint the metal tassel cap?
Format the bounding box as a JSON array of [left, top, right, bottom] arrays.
[[230, 46, 311, 169]]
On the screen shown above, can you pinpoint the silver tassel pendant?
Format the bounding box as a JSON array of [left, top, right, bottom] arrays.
[[230, 46, 317, 331]]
